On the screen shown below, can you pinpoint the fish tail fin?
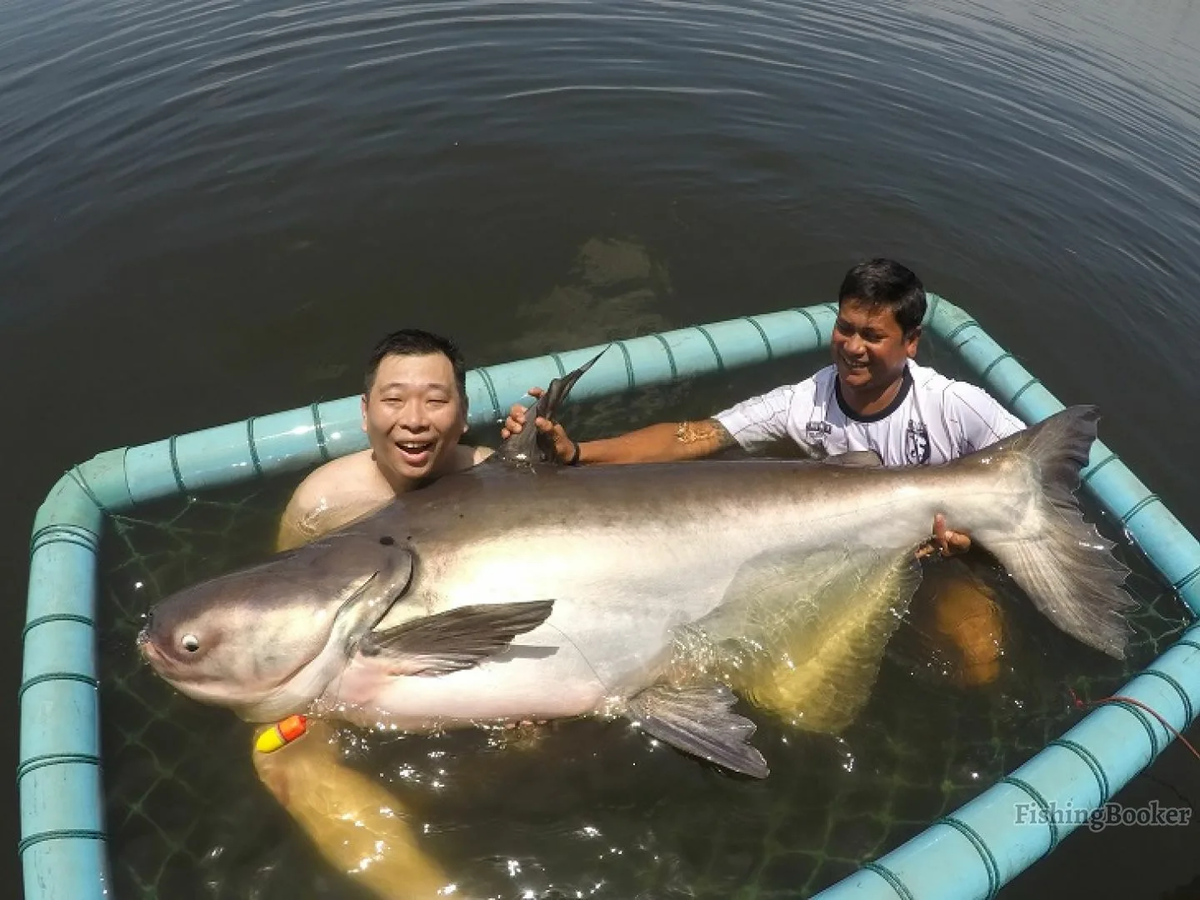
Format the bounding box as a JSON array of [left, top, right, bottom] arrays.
[[973, 405, 1134, 658]]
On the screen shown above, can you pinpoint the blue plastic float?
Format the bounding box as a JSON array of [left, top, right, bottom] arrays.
[[18, 294, 1200, 900]]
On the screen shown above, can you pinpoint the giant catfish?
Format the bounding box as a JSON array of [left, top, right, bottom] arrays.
[[139, 354, 1133, 778]]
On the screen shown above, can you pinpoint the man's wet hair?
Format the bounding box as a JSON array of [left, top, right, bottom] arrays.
[[838, 258, 927, 336], [364, 328, 468, 403]]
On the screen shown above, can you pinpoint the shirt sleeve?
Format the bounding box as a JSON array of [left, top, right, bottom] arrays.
[[945, 382, 1027, 454], [713, 383, 801, 452]]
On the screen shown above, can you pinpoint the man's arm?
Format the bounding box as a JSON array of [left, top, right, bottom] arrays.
[[576, 419, 737, 465], [924, 383, 1027, 558], [502, 380, 804, 466], [501, 387, 738, 465]]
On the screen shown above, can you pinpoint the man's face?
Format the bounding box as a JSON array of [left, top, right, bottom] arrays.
[[361, 352, 467, 483], [830, 298, 919, 395]]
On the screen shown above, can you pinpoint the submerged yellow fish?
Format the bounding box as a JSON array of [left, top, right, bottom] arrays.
[[251, 718, 452, 900]]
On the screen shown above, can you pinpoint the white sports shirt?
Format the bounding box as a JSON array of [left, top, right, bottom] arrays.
[[714, 361, 1026, 467]]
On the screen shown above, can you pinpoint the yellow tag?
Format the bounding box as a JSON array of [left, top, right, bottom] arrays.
[[255, 726, 287, 754]]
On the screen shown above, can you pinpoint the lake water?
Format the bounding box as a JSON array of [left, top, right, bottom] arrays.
[[6, 0, 1200, 898]]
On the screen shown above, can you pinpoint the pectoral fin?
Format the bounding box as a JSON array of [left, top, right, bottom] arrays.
[[356, 600, 555, 676], [626, 682, 768, 779]]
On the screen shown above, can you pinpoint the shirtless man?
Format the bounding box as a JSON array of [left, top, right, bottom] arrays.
[[263, 327, 493, 899], [276, 328, 492, 552]]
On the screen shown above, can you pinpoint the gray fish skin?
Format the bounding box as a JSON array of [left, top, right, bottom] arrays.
[[139, 404, 1132, 777]]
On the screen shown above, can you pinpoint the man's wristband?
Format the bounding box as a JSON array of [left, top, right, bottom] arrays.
[[568, 440, 581, 466]]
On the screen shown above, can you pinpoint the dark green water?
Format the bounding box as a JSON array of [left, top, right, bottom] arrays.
[[6, 0, 1200, 897]]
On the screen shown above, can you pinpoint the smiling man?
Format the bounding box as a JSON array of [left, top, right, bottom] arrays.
[[503, 257, 1026, 685], [265, 329, 495, 898], [276, 328, 493, 552]]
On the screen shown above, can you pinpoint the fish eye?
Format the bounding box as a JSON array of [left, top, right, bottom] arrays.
[[181, 634, 200, 653]]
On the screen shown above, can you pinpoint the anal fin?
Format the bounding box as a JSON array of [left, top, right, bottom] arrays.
[[626, 682, 768, 778]]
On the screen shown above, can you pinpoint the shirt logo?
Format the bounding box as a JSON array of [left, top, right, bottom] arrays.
[[905, 422, 931, 465], [806, 420, 832, 438]]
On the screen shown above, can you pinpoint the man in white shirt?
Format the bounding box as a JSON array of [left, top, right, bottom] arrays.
[[716, 353, 1024, 468], [502, 258, 1024, 686]]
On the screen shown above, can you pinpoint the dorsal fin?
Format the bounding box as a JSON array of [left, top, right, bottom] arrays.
[[491, 346, 611, 467]]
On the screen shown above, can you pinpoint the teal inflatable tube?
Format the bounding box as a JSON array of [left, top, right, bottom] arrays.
[[18, 295, 1198, 900], [19, 465, 124, 900]]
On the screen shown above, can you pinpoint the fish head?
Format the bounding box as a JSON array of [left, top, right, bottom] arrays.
[[138, 534, 415, 720]]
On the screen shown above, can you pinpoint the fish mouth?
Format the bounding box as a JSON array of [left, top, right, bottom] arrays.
[[137, 632, 171, 672], [136, 628, 186, 678]]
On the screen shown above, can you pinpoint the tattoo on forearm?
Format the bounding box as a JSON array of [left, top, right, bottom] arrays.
[[674, 419, 735, 449]]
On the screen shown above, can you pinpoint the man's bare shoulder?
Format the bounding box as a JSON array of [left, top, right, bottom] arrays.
[[276, 451, 394, 552], [289, 450, 388, 508], [275, 443, 495, 553], [291, 443, 486, 512]]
